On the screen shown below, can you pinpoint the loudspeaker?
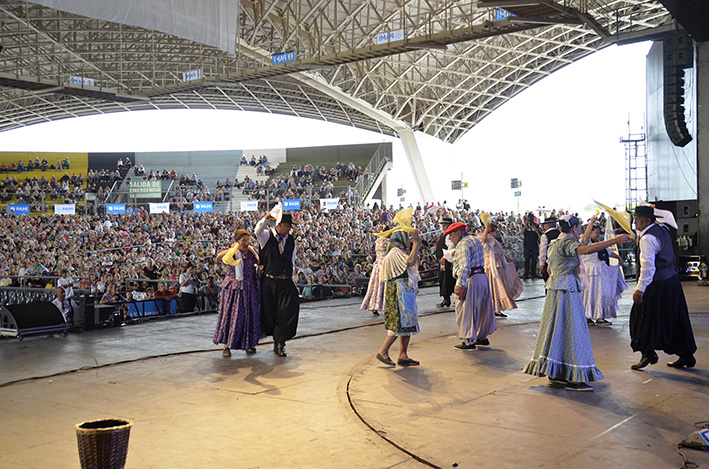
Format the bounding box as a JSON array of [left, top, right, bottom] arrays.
[[662, 32, 694, 148], [0, 301, 70, 340]]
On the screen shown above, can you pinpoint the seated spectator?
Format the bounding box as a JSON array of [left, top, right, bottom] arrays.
[[240, 155, 247, 165], [100, 283, 121, 304], [197, 276, 219, 311], [154, 281, 177, 299], [52, 285, 77, 323]]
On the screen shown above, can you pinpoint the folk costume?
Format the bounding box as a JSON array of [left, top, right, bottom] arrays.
[[580, 244, 626, 323], [435, 217, 454, 307], [255, 207, 300, 357], [360, 236, 390, 314], [478, 229, 523, 317], [214, 242, 261, 353]]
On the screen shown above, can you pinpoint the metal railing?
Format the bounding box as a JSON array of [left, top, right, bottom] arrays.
[[353, 143, 392, 205]]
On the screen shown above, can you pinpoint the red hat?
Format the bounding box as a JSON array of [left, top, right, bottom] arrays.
[[444, 222, 467, 235]]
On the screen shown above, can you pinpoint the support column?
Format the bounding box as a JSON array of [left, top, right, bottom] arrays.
[[397, 128, 436, 203], [697, 41, 709, 261]]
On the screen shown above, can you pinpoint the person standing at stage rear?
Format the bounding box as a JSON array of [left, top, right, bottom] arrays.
[[520, 213, 540, 280], [255, 206, 300, 358], [435, 217, 455, 307], [629, 205, 697, 370], [447, 222, 496, 350], [538, 217, 560, 282]]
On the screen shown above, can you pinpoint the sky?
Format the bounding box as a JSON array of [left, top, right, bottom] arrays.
[[0, 41, 652, 214]]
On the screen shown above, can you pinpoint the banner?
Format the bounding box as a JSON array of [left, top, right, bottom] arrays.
[[8, 204, 30, 215], [320, 198, 339, 211], [106, 203, 126, 215], [283, 199, 301, 211], [149, 202, 170, 214], [193, 201, 213, 213], [240, 200, 258, 212], [54, 204, 76, 215], [129, 180, 162, 199]]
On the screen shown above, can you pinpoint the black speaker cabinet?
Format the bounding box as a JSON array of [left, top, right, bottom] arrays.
[[0, 301, 70, 340]]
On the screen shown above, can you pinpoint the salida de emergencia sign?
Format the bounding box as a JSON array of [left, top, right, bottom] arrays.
[[129, 180, 162, 199]]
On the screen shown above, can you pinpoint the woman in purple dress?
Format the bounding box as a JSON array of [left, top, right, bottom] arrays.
[[214, 229, 261, 357]]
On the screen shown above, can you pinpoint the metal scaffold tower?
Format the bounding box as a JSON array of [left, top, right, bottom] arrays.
[[621, 121, 647, 211]]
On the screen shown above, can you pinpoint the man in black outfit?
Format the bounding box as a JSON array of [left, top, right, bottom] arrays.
[[629, 205, 697, 370], [435, 217, 454, 307], [255, 210, 300, 357], [519, 213, 540, 280], [538, 217, 560, 282]]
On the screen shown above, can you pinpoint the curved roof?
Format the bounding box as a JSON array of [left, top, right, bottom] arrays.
[[0, 0, 670, 143]]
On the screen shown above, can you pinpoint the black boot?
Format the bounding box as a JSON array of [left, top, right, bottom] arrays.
[[667, 355, 696, 368], [631, 351, 658, 370], [274, 342, 287, 357]]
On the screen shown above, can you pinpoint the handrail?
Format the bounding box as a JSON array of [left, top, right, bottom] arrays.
[[353, 143, 392, 205]]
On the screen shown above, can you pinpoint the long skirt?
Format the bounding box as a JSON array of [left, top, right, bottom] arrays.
[[361, 262, 386, 311], [454, 273, 496, 341], [213, 278, 261, 350], [488, 258, 523, 313], [630, 274, 696, 355], [523, 289, 604, 382], [384, 279, 419, 336], [583, 261, 627, 320], [261, 277, 300, 343]]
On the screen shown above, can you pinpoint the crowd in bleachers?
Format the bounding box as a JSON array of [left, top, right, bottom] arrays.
[[0, 155, 71, 173], [0, 172, 86, 208], [0, 202, 563, 306]]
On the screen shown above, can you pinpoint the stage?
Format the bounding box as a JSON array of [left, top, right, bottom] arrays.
[[1, 280, 707, 468]]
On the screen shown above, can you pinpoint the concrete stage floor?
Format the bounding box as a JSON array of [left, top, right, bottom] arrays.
[[1, 280, 708, 468]]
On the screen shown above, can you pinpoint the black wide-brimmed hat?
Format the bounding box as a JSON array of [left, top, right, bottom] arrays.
[[440, 217, 453, 225], [543, 217, 557, 224], [634, 205, 655, 219], [279, 213, 297, 225]]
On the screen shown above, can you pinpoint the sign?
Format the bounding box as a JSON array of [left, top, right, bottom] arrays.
[[106, 203, 126, 215], [54, 204, 76, 215], [396, 188, 406, 197], [320, 198, 339, 211], [182, 69, 203, 82], [451, 180, 462, 190], [8, 204, 30, 215], [283, 199, 301, 211], [129, 180, 162, 199], [514, 191, 522, 197], [240, 200, 258, 212], [271, 50, 296, 65], [375, 29, 405, 45], [494, 8, 515, 21], [511, 178, 519, 189], [463, 182, 469, 188], [149, 202, 170, 214], [69, 75, 95, 86], [193, 201, 213, 213]]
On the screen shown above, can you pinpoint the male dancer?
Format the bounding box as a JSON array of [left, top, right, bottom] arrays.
[[630, 205, 697, 370], [255, 208, 300, 357], [435, 217, 454, 307], [538, 217, 560, 282]]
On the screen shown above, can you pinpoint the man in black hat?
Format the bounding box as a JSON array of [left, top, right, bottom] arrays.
[[629, 205, 697, 370], [255, 210, 300, 357], [519, 212, 540, 280], [435, 217, 455, 307], [538, 217, 560, 282]]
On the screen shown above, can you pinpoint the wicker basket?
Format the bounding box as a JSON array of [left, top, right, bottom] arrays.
[[75, 418, 133, 469]]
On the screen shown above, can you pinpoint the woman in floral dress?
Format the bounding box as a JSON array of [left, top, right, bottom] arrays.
[[361, 225, 390, 316]]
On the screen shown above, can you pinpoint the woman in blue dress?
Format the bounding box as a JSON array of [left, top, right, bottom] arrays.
[[523, 215, 630, 391]]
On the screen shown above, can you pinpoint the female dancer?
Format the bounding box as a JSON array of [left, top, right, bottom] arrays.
[[375, 209, 421, 367], [213, 229, 261, 357], [523, 215, 630, 391], [580, 215, 627, 326], [478, 222, 524, 318], [361, 224, 390, 316]]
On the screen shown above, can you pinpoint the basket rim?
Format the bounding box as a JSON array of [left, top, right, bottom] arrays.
[[75, 418, 133, 432]]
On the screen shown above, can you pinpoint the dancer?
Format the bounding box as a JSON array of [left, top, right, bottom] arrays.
[[360, 224, 390, 316], [630, 205, 697, 370], [213, 229, 261, 357], [580, 215, 627, 326], [255, 205, 300, 358], [479, 222, 523, 319], [435, 217, 455, 307], [538, 217, 560, 282], [523, 215, 630, 391], [446, 222, 496, 350], [375, 208, 421, 367]]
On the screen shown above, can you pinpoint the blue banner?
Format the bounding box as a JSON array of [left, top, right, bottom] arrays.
[[193, 201, 213, 213], [8, 204, 30, 215], [283, 199, 301, 211], [106, 203, 126, 215], [126, 299, 177, 318]]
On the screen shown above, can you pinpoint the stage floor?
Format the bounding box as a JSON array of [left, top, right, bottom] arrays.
[[1, 280, 708, 468]]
